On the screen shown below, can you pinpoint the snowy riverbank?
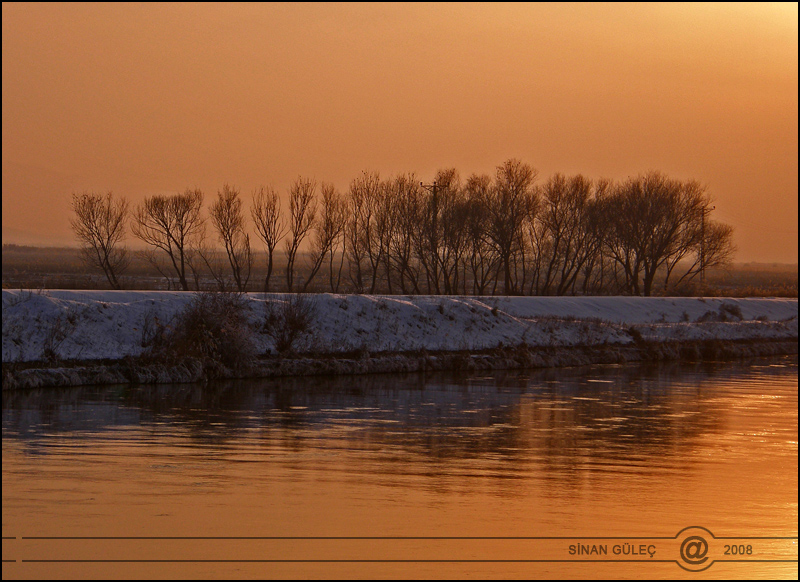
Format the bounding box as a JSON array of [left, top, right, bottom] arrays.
[[2, 290, 797, 388]]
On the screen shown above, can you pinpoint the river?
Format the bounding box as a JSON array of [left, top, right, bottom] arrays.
[[2, 356, 797, 579]]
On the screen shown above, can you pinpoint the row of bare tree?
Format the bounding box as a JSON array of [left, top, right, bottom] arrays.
[[69, 159, 734, 296]]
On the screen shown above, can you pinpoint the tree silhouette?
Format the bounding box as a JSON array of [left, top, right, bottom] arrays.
[[209, 184, 252, 292], [132, 189, 205, 291], [251, 185, 286, 293], [285, 176, 317, 292], [602, 172, 733, 296], [70, 191, 130, 289]]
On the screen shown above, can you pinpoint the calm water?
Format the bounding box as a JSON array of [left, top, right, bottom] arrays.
[[3, 357, 797, 579]]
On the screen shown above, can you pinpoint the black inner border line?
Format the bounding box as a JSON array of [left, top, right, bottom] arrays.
[[16, 559, 680, 563], [715, 538, 799, 541], [13, 559, 799, 564], [15, 536, 798, 541], [715, 559, 799, 562]]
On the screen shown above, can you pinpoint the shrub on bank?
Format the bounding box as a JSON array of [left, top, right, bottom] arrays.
[[262, 293, 317, 353], [143, 291, 256, 376]]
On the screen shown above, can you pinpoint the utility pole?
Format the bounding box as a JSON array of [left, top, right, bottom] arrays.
[[420, 180, 440, 294]]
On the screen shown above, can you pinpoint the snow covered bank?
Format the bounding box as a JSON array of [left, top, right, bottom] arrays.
[[2, 290, 797, 364], [2, 291, 797, 388]]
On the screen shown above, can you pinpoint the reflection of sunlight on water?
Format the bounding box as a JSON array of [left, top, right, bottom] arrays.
[[2, 356, 797, 578]]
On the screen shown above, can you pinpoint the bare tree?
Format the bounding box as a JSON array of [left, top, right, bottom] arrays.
[[302, 183, 346, 292], [69, 191, 130, 289], [463, 174, 498, 295], [346, 178, 367, 294], [485, 159, 539, 295], [577, 178, 612, 295], [433, 168, 469, 295], [375, 178, 398, 294], [346, 171, 382, 293], [327, 187, 349, 293], [132, 188, 205, 291], [251, 185, 287, 293], [209, 184, 252, 292], [360, 171, 385, 293], [662, 188, 736, 291], [534, 174, 598, 295], [386, 173, 422, 294], [602, 175, 661, 296], [601, 172, 734, 296], [285, 177, 317, 292]]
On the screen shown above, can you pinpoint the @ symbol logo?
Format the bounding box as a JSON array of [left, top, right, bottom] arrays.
[[675, 526, 715, 571], [680, 535, 709, 565]]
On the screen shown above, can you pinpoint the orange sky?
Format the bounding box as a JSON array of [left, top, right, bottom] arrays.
[[2, 2, 797, 262]]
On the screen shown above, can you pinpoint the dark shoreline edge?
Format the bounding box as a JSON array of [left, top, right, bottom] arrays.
[[3, 337, 797, 391]]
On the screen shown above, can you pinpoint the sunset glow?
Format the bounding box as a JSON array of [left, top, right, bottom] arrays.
[[2, 2, 797, 262]]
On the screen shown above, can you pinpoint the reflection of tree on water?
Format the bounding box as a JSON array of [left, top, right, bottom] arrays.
[[3, 356, 796, 488]]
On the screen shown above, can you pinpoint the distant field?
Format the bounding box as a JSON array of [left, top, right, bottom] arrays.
[[701, 262, 798, 297], [1, 244, 292, 292], [2, 244, 797, 297]]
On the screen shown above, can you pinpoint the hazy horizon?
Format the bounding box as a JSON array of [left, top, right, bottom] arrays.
[[3, 3, 797, 263]]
